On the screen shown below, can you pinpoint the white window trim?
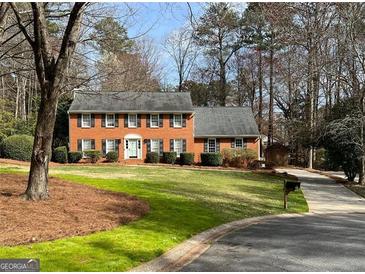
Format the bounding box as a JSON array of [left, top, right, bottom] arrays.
[[150, 114, 159, 128], [81, 139, 92, 152], [106, 139, 115, 154], [173, 114, 183, 128], [174, 139, 183, 155], [106, 113, 115, 128], [208, 138, 216, 153], [235, 138, 244, 149], [151, 139, 160, 155], [128, 114, 137, 128], [81, 113, 91, 128]]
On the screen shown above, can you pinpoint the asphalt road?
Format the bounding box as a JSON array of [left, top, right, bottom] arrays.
[[181, 169, 365, 272]]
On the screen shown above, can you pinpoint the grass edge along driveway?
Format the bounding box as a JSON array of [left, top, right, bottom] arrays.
[[0, 165, 308, 271]]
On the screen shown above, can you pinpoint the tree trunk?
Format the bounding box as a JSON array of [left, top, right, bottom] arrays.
[[218, 62, 226, 106], [359, 89, 365, 185], [258, 49, 263, 133], [24, 89, 59, 200], [268, 48, 274, 146]]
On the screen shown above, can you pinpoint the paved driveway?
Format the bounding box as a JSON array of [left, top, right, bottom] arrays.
[[182, 169, 365, 272]]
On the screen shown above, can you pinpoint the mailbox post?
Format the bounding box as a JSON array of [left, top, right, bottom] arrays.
[[283, 180, 301, 209]]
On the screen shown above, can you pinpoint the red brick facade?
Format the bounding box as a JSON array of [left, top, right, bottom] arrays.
[[69, 113, 260, 163]]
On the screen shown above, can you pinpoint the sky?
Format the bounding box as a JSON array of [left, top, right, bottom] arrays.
[[113, 3, 204, 85], [110, 2, 247, 86]]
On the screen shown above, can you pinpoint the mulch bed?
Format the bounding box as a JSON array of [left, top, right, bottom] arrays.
[[0, 174, 149, 246]]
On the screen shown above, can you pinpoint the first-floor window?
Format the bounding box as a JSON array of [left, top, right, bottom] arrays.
[[82, 113, 91, 128], [128, 114, 137, 128], [235, 138, 244, 148], [174, 139, 183, 155], [208, 138, 216, 153], [106, 139, 115, 153], [82, 139, 92, 151], [151, 139, 160, 155]]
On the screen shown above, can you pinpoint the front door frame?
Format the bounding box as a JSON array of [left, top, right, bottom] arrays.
[[124, 134, 142, 160]]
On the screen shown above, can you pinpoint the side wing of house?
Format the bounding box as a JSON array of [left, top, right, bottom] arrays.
[[192, 107, 260, 162]]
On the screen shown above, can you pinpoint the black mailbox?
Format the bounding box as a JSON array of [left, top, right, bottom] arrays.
[[283, 180, 301, 209], [284, 180, 301, 192]]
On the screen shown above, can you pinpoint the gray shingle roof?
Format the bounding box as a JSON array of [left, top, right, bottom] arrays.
[[194, 107, 260, 137], [68, 91, 194, 113]]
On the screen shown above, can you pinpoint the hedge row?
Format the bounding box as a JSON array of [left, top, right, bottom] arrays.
[[0, 135, 226, 168], [201, 153, 223, 166], [0, 134, 34, 161]]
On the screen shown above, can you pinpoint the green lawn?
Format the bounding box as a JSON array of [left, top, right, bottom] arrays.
[[0, 164, 308, 271]]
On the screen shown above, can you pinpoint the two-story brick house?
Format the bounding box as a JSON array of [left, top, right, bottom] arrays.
[[68, 91, 260, 163]]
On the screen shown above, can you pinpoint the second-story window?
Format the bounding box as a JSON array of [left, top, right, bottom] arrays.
[[150, 114, 159, 128], [128, 114, 137, 128], [173, 114, 182, 128], [106, 114, 115, 128], [82, 114, 91, 128]]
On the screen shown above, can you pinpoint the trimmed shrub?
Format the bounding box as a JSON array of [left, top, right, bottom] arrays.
[[1, 134, 34, 161], [201, 152, 222, 166], [84, 150, 101, 163], [146, 152, 159, 163], [68, 151, 82, 163], [106, 151, 118, 162], [53, 146, 68, 163], [180, 152, 194, 165], [222, 148, 257, 168], [163, 152, 177, 164]]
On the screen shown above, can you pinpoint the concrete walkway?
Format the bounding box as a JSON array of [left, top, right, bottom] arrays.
[[181, 168, 365, 272], [276, 168, 365, 214]]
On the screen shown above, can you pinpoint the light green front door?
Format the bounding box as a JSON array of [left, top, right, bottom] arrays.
[[128, 139, 138, 158]]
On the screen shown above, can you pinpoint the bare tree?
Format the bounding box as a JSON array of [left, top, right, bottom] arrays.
[[11, 2, 87, 200], [165, 27, 197, 92]]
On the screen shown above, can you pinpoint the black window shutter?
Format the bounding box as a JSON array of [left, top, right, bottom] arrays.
[[216, 139, 220, 152], [77, 114, 81, 127], [91, 114, 95, 127], [170, 139, 174, 151], [91, 139, 95, 150], [182, 114, 186, 127], [115, 114, 119, 127], [159, 139, 163, 155], [159, 114, 163, 127], [204, 139, 208, 152], [137, 114, 141, 127], [115, 139, 121, 155], [183, 139, 186, 152], [243, 139, 247, 148], [77, 139, 82, 151], [102, 139, 106, 156], [124, 114, 128, 127], [146, 114, 150, 128], [101, 114, 106, 127], [146, 139, 151, 153], [169, 114, 173, 127], [231, 138, 235, 148]]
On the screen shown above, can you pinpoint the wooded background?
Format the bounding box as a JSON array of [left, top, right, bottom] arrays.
[[0, 3, 364, 185]]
